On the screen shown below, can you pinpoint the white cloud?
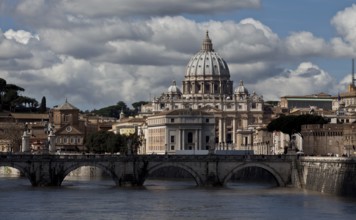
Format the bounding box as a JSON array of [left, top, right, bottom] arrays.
[[331, 4, 356, 45], [1, 1, 356, 110], [4, 29, 39, 44], [331, 4, 356, 56], [252, 62, 337, 101], [285, 32, 327, 57]]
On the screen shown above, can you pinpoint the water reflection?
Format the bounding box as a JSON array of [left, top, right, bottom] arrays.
[[144, 179, 197, 190], [1, 176, 356, 220]]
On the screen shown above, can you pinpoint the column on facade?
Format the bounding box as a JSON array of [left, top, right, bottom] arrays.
[[181, 129, 185, 150], [232, 118, 236, 148], [201, 82, 205, 94], [222, 118, 226, 146], [219, 81, 222, 95], [178, 129, 182, 151], [165, 128, 168, 153], [218, 118, 223, 144], [197, 129, 201, 150], [236, 130, 242, 150]]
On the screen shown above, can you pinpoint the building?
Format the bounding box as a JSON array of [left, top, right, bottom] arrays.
[[279, 93, 333, 111], [49, 99, 85, 152], [300, 123, 356, 156], [299, 62, 356, 156], [145, 109, 215, 154], [332, 59, 356, 112], [142, 31, 267, 152]]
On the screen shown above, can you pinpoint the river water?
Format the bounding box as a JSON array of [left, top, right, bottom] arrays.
[[0, 176, 356, 220]]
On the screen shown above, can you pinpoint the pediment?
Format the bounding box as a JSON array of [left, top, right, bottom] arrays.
[[55, 124, 83, 135]]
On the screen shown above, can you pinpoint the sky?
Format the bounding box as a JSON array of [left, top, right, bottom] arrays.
[[0, 0, 356, 111]]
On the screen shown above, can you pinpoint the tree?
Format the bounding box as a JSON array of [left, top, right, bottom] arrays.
[[10, 96, 39, 112], [85, 130, 142, 154], [132, 101, 148, 113], [0, 123, 24, 152], [39, 96, 47, 113], [123, 133, 143, 155], [267, 114, 328, 139], [85, 130, 111, 153], [92, 101, 131, 118], [0, 78, 6, 111], [0, 78, 39, 113]]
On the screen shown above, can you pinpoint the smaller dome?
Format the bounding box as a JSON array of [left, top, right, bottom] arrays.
[[235, 80, 249, 95], [168, 81, 182, 95]]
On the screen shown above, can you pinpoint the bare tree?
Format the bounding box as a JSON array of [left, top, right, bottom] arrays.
[[0, 123, 24, 152]]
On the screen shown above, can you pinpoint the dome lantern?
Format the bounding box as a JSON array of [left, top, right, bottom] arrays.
[[201, 31, 214, 52]]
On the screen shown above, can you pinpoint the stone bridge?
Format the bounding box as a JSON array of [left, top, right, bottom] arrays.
[[0, 154, 297, 187]]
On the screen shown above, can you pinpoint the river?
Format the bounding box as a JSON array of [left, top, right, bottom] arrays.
[[0, 176, 356, 220]]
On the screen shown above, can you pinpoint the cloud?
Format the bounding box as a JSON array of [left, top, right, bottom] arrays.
[[285, 32, 327, 57], [331, 4, 356, 56], [13, 0, 261, 19], [4, 29, 39, 44], [331, 4, 356, 46], [251, 62, 337, 101], [0, 1, 356, 110]]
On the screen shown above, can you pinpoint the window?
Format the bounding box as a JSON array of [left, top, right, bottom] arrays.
[[170, 135, 175, 143], [206, 136, 210, 143], [171, 118, 175, 123], [171, 145, 175, 150], [205, 118, 209, 123], [188, 132, 193, 143]]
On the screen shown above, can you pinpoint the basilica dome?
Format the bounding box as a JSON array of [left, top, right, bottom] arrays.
[[185, 31, 230, 77], [168, 80, 182, 95], [235, 80, 249, 95]]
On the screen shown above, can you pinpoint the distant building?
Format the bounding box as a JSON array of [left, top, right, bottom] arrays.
[[301, 123, 356, 156], [279, 93, 333, 111], [145, 109, 215, 155], [140, 32, 267, 153], [49, 100, 85, 152]]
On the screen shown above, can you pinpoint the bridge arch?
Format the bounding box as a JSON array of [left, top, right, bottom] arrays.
[[61, 162, 119, 186], [0, 163, 35, 186], [146, 163, 203, 186], [222, 162, 286, 187]]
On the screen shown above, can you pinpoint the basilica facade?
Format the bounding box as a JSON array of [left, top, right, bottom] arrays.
[[141, 32, 269, 153]]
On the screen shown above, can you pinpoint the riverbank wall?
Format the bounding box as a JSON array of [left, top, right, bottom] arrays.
[[296, 157, 356, 196]]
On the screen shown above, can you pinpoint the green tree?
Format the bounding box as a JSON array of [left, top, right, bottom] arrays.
[[0, 78, 6, 111], [0, 78, 40, 113], [123, 133, 143, 155], [92, 101, 130, 118], [10, 96, 38, 112], [267, 114, 328, 139], [85, 130, 142, 155], [39, 96, 47, 113], [85, 130, 110, 153], [132, 101, 148, 113]]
